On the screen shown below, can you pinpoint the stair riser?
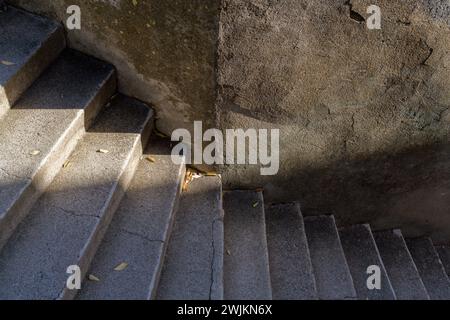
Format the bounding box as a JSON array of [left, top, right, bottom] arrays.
[[157, 177, 224, 300], [304, 215, 357, 300], [0, 20, 65, 117], [223, 191, 272, 300], [61, 120, 153, 300], [0, 73, 116, 251], [147, 164, 186, 300]]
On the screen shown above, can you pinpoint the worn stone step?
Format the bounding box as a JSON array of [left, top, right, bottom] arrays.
[[436, 245, 450, 277], [303, 215, 357, 300], [373, 230, 429, 300], [0, 95, 153, 300], [0, 5, 65, 117], [406, 237, 450, 300], [0, 49, 115, 250], [77, 136, 185, 300], [157, 176, 223, 300], [223, 191, 272, 300], [265, 203, 317, 300], [339, 224, 396, 300]]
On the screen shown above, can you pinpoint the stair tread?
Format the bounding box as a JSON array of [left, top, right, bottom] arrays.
[[0, 49, 115, 249], [157, 176, 223, 300], [223, 191, 272, 300], [265, 203, 317, 300], [0, 5, 65, 115], [339, 224, 396, 300], [373, 230, 429, 300], [303, 215, 357, 300], [406, 237, 450, 300], [78, 137, 185, 300], [0, 95, 153, 299]]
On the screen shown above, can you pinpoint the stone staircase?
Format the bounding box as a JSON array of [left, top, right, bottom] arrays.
[[1, 5, 450, 300]]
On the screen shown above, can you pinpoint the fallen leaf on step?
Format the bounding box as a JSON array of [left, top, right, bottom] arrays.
[[114, 262, 128, 271], [145, 156, 156, 163], [30, 150, 41, 156], [1, 60, 15, 66], [88, 274, 100, 282], [62, 160, 71, 168], [182, 168, 203, 192], [252, 201, 259, 208], [97, 149, 109, 154]]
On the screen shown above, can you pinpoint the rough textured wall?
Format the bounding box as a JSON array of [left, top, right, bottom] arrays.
[[217, 0, 450, 241], [9, 0, 220, 134]]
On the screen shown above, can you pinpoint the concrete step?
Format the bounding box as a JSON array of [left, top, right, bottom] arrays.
[[406, 237, 450, 300], [339, 224, 396, 300], [156, 175, 223, 300], [0, 49, 115, 250], [0, 5, 65, 117], [223, 191, 272, 300], [77, 137, 185, 300], [265, 203, 317, 300], [373, 230, 429, 300], [0, 95, 153, 300], [436, 245, 450, 277], [303, 215, 357, 300]]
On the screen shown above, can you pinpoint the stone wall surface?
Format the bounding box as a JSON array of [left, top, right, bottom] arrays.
[[8, 0, 450, 241], [217, 0, 450, 242]]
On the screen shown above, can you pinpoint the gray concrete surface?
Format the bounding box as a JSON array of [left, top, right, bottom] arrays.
[[223, 190, 272, 300], [373, 230, 429, 300], [339, 224, 396, 300], [406, 237, 450, 300], [0, 5, 65, 117], [78, 137, 185, 300], [0, 95, 153, 299], [436, 245, 450, 277], [265, 203, 317, 300], [0, 49, 115, 251], [303, 215, 357, 300], [157, 176, 223, 300]]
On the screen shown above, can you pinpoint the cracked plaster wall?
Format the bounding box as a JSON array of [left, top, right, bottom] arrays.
[[217, 0, 450, 241]]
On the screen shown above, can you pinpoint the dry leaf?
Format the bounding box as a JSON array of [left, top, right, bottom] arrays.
[[62, 160, 71, 168], [1, 60, 15, 66], [132, 0, 138, 6], [226, 249, 231, 256], [97, 149, 109, 154], [205, 172, 217, 176], [30, 150, 40, 156], [252, 201, 259, 208], [88, 274, 100, 282], [145, 156, 156, 163], [114, 262, 128, 271], [182, 169, 203, 192]]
